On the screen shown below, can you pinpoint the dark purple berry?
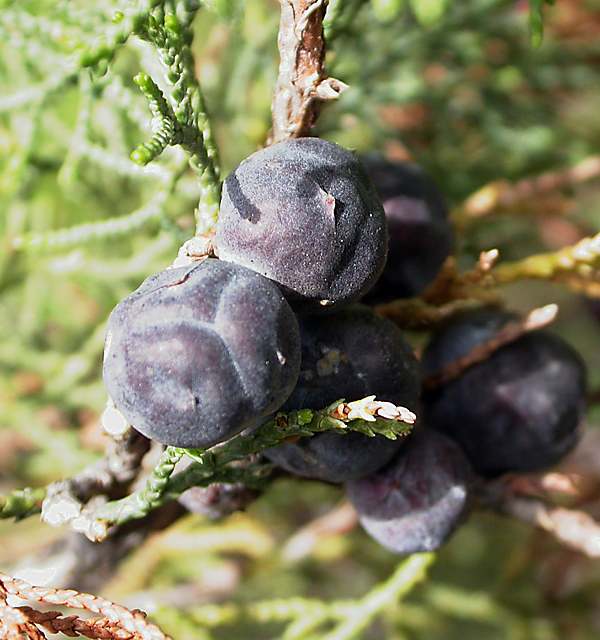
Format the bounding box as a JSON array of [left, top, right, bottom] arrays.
[[264, 305, 420, 482], [216, 138, 388, 313], [362, 156, 453, 301], [422, 308, 587, 477], [179, 484, 258, 519], [103, 259, 301, 448], [347, 429, 472, 554]]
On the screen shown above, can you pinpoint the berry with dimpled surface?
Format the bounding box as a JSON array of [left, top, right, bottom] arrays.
[[422, 308, 587, 477], [216, 138, 388, 313], [362, 156, 453, 301], [264, 305, 420, 482], [103, 259, 301, 449], [347, 429, 473, 554]]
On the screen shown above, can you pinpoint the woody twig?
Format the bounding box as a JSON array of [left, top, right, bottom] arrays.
[[270, 0, 347, 143]]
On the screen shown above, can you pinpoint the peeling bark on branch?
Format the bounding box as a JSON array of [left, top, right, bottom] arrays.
[[270, 0, 347, 143], [18, 503, 184, 593]]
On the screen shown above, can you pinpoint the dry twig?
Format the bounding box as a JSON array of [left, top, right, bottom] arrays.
[[423, 303, 558, 389], [178, 481, 259, 520], [270, 0, 347, 142], [553, 271, 600, 297], [506, 472, 583, 499], [71, 429, 151, 500], [16, 607, 136, 639], [482, 485, 600, 558], [1, 579, 46, 640], [41, 429, 151, 533], [0, 603, 46, 640], [282, 501, 358, 562], [423, 230, 600, 302], [421, 251, 502, 305], [375, 296, 486, 330], [0, 572, 171, 640], [454, 155, 600, 225]]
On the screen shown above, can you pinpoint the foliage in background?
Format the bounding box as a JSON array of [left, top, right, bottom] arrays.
[[1, 0, 600, 638]]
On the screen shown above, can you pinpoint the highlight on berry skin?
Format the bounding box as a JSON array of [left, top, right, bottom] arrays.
[[216, 137, 389, 313], [347, 429, 474, 555], [421, 308, 588, 477], [103, 259, 301, 449], [361, 155, 453, 301]]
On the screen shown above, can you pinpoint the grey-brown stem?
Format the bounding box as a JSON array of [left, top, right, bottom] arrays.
[[270, 0, 347, 143]]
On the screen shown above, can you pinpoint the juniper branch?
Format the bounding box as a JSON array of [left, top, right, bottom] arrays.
[[55, 397, 415, 540], [131, 72, 177, 165], [11, 168, 185, 253], [322, 553, 435, 640], [375, 297, 486, 330], [78, 1, 164, 69], [132, 72, 220, 233], [167, 397, 415, 497], [493, 232, 600, 285], [131, 1, 221, 234], [453, 155, 600, 227], [158, 553, 435, 639], [151, 0, 219, 168], [168, 1, 221, 182], [323, 0, 366, 40], [0, 487, 47, 520], [0, 1, 161, 113], [98, 445, 185, 520]]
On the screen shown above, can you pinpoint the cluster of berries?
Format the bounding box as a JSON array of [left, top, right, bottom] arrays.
[[103, 137, 587, 555]]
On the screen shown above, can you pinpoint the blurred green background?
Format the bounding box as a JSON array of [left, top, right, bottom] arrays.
[[1, 0, 600, 638]]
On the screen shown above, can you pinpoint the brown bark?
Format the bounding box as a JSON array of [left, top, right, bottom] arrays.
[[270, 0, 347, 143]]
